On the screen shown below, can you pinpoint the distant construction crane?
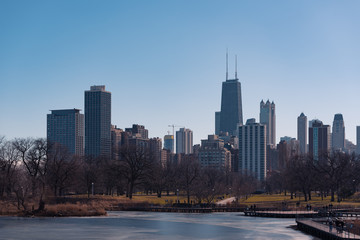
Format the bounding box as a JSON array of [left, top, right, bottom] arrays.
[[168, 124, 184, 136]]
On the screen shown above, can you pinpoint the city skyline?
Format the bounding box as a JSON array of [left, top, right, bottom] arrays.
[[1, 1, 360, 145]]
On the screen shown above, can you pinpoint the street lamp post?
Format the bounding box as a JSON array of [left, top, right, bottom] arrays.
[[177, 189, 179, 204], [92, 182, 94, 196]]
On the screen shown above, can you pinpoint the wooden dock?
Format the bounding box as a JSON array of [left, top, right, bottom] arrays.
[[296, 219, 360, 240], [109, 206, 244, 213], [244, 210, 318, 218]]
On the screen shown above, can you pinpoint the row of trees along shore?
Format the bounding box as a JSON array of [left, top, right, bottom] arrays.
[[267, 151, 360, 203], [1, 136, 360, 213], [0, 137, 257, 212]]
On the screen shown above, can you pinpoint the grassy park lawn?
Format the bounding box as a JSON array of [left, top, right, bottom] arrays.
[[239, 193, 360, 209], [107, 192, 360, 209], [3, 192, 360, 216], [84, 192, 360, 209]]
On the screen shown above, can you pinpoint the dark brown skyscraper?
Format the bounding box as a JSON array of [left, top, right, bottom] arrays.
[[216, 53, 243, 136]]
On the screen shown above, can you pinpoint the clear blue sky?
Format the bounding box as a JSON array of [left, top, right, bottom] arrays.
[[1, 0, 360, 145]]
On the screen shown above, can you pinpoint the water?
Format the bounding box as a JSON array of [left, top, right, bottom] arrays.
[[0, 211, 314, 240]]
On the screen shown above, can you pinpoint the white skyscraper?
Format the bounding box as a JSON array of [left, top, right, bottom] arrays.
[[297, 112, 307, 154], [332, 114, 345, 151], [260, 100, 276, 146], [176, 128, 193, 154], [238, 118, 267, 181]]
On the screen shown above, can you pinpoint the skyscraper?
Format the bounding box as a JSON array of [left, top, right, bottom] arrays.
[[215, 111, 221, 135], [123, 124, 149, 150], [111, 125, 123, 160], [297, 112, 307, 154], [260, 100, 276, 146], [164, 134, 174, 153], [216, 54, 243, 136], [176, 128, 193, 154], [47, 109, 84, 155], [309, 119, 330, 161], [125, 124, 148, 139], [332, 113, 345, 150], [238, 118, 266, 181], [85, 85, 111, 158], [149, 137, 162, 163]]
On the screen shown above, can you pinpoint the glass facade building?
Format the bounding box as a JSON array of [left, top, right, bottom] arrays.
[[47, 109, 84, 155], [218, 79, 243, 136], [332, 113, 345, 150], [164, 134, 174, 153], [85, 85, 111, 158]]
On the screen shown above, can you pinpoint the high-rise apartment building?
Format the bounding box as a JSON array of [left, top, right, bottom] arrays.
[[332, 114, 345, 150], [125, 124, 148, 139], [164, 134, 174, 153], [198, 135, 231, 170], [278, 137, 300, 168], [85, 85, 111, 158], [260, 100, 276, 146], [216, 54, 243, 136], [238, 118, 266, 181], [297, 112, 308, 154], [150, 137, 162, 163], [111, 125, 123, 160], [199, 135, 231, 170], [309, 119, 330, 161], [47, 109, 84, 156], [123, 124, 149, 150], [176, 128, 193, 154]]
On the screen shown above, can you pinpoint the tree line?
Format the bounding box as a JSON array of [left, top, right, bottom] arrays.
[[266, 151, 360, 202], [2, 136, 356, 213], [0, 137, 257, 212]]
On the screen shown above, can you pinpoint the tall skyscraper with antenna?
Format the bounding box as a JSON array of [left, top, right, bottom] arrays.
[[215, 53, 243, 136]]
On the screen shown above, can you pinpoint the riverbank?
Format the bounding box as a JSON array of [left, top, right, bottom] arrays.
[[2, 192, 360, 217], [0, 196, 145, 217]]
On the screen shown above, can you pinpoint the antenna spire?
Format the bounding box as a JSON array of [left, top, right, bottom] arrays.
[[235, 55, 238, 79], [226, 49, 228, 80]]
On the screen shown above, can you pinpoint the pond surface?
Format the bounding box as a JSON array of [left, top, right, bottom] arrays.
[[0, 211, 314, 240]]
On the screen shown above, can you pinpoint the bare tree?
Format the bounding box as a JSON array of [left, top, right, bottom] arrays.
[[47, 144, 79, 196], [0, 139, 20, 197], [120, 146, 153, 199], [315, 151, 354, 202], [194, 167, 225, 204], [98, 157, 122, 196], [13, 138, 49, 211], [177, 155, 200, 204], [12, 168, 32, 211], [232, 172, 258, 200], [286, 154, 315, 201], [80, 156, 99, 198]]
